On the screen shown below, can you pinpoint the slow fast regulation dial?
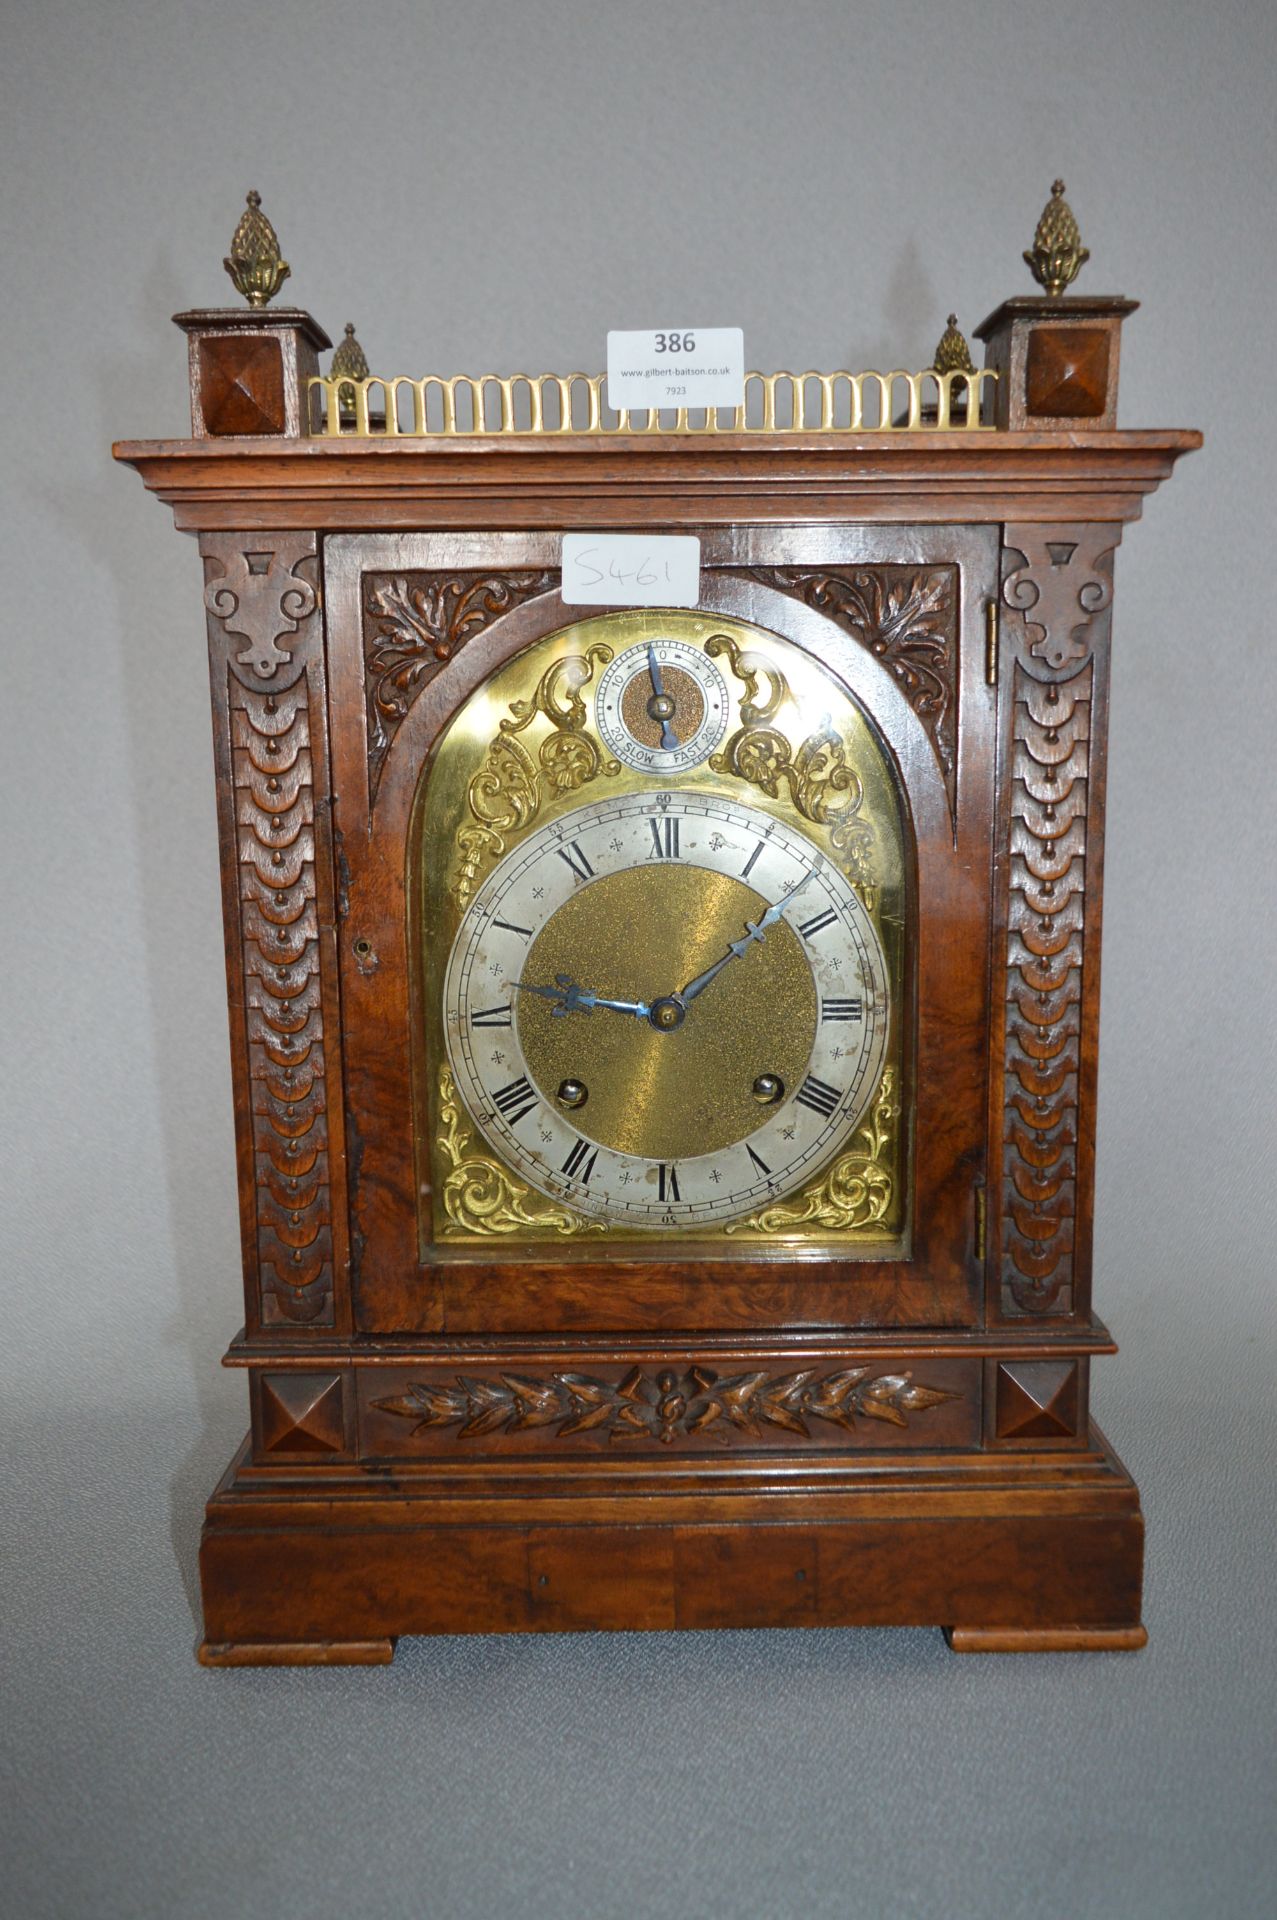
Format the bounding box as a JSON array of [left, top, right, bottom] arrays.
[[444, 791, 889, 1229], [594, 637, 730, 773]]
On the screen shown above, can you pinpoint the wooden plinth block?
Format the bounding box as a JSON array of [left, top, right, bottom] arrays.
[[174, 308, 331, 439], [198, 1427, 1145, 1660], [974, 296, 1138, 431]]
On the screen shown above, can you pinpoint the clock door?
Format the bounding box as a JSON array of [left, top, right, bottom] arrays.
[[325, 526, 999, 1337]]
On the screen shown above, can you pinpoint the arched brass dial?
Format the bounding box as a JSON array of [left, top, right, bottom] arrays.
[[444, 790, 889, 1229]]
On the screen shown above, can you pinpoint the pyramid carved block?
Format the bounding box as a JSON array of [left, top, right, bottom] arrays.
[[1025, 328, 1111, 419], [198, 335, 286, 436], [258, 1373, 346, 1455], [995, 1360, 1080, 1441]]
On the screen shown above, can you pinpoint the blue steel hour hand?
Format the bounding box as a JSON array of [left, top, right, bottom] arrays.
[[646, 645, 680, 751], [515, 974, 651, 1020], [675, 867, 822, 1006]]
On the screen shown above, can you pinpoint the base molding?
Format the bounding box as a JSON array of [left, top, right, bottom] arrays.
[[197, 1422, 1145, 1663]]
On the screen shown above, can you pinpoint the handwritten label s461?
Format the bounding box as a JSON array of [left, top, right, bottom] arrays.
[[561, 534, 700, 608]]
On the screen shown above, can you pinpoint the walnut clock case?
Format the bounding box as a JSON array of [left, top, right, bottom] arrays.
[[116, 188, 1198, 1664]]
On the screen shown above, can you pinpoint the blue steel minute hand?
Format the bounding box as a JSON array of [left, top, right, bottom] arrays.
[[674, 866, 821, 1007], [515, 974, 651, 1020]]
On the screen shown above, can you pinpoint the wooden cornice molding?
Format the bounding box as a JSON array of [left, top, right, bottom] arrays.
[[114, 429, 1201, 533]]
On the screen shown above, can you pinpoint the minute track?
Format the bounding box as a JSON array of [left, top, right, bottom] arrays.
[[445, 790, 890, 1229]]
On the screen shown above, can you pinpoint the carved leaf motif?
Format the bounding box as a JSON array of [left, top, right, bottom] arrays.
[[363, 569, 557, 794], [742, 566, 956, 791], [373, 1357, 959, 1445]]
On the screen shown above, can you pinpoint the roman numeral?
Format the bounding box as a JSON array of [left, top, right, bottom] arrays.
[[491, 917, 533, 939], [658, 1163, 680, 1202], [492, 1075, 538, 1125], [795, 1074, 843, 1118], [740, 840, 764, 880], [648, 816, 680, 859], [821, 997, 863, 1023], [556, 841, 595, 883], [798, 907, 838, 941], [470, 1005, 512, 1028], [560, 1138, 599, 1184], [745, 1143, 771, 1177]]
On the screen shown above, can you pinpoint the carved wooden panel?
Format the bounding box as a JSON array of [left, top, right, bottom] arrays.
[[360, 1358, 974, 1454], [739, 566, 958, 814], [362, 569, 558, 794], [202, 532, 345, 1330], [994, 526, 1118, 1317]]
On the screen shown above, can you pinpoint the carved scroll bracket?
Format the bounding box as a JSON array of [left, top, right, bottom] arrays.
[[204, 544, 317, 685], [1000, 528, 1119, 676]]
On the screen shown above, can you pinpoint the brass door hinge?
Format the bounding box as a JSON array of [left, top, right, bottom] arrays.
[[984, 599, 999, 686], [975, 1181, 987, 1262]]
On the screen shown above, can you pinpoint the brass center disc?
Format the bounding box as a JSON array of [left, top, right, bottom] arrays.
[[620, 665, 704, 749], [518, 864, 817, 1161]]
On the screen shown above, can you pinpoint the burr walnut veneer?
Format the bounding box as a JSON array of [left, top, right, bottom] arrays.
[[118, 386, 1197, 1662]]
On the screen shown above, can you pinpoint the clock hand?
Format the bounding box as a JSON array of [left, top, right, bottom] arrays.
[[674, 866, 823, 1006], [514, 975, 651, 1020], [646, 644, 680, 752]]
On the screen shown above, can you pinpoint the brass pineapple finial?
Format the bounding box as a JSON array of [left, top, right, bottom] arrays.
[[331, 322, 370, 415], [1024, 179, 1089, 297], [933, 313, 976, 376], [223, 189, 291, 308]]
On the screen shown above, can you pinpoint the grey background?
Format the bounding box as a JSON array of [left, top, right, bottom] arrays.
[[2, 0, 1274, 1915]]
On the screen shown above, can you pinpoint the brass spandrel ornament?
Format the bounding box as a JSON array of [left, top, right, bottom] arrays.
[[223, 189, 291, 308], [331, 322, 370, 417], [1024, 178, 1089, 297], [932, 314, 976, 377]]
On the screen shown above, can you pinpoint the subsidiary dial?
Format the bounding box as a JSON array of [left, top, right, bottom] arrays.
[[594, 638, 730, 773]]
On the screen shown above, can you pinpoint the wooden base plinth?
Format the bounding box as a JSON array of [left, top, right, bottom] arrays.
[[197, 1423, 1145, 1665]]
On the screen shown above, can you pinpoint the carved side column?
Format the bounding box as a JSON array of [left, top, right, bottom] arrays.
[[200, 533, 348, 1332], [990, 525, 1120, 1321]]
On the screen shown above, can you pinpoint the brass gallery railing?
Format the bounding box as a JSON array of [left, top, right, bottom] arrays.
[[308, 367, 998, 438]]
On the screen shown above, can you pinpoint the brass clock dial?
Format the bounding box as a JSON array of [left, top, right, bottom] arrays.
[[594, 636, 730, 773], [444, 791, 889, 1229]]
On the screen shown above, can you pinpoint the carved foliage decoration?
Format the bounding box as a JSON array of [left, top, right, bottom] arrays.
[[363, 570, 557, 794], [374, 1360, 959, 1446], [743, 566, 957, 806], [203, 534, 335, 1326], [997, 526, 1115, 1317]]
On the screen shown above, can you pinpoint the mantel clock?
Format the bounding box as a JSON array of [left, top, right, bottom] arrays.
[[117, 184, 1199, 1661]]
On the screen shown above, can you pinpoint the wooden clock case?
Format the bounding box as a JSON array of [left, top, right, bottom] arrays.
[[117, 296, 1198, 1664]]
